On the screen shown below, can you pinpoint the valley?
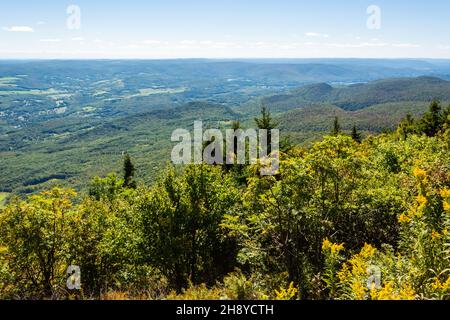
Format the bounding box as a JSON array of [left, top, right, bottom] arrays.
[[1, 59, 450, 199]]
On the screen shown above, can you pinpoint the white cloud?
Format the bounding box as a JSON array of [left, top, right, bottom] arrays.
[[2, 26, 34, 32], [305, 32, 329, 38], [325, 42, 389, 48], [210, 41, 236, 49], [40, 39, 61, 43], [125, 44, 142, 49], [392, 43, 420, 48], [72, 37, 85, 41], [179, 40, 197, 45], [142, 40, 161, 45]]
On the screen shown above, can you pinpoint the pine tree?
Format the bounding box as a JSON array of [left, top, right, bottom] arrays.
[[255, 106, 278, 153], [442, 104, 450, 127], [331, 117, 341, 136], [123, 153, 136, 189], [420, 100, 442, 137], [351, 125, 362, 143], [254, 106, 278, 131]]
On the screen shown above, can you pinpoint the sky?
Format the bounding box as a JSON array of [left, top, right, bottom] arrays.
[[1, 0, 450, 59]]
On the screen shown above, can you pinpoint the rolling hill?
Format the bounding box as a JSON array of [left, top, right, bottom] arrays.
[[259, 76, 450, 113]]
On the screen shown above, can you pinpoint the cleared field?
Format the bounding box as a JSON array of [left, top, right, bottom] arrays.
[[0, 88, 60, 96], [126, 87, 186, 98], [0, 77, 20, 88]]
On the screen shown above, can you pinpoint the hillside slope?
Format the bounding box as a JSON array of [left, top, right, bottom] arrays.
[[260, 76, 450, 113]]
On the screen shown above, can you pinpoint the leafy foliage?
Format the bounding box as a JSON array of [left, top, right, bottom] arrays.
[[0, 100, 449, 300]]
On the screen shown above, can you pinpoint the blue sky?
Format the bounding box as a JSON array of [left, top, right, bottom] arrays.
[[1, 0, 449, 59]]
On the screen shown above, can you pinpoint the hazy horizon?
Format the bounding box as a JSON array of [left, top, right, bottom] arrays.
[[1, 0, 450, 59]]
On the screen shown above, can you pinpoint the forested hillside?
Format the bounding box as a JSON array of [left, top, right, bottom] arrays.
[[2, 66, 450, 198], [256, 76, 450, 113], [1, 102, 449, 300]]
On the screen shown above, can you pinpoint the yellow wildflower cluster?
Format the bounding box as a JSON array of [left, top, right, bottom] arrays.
[[444, 202, 450, 212], [336, 244, 379, 300], [398, 213, 411, 224], [360, 244, 377, 259], [322, 238, 345, 255], [337, 244, 376, 282], [441, 189, 450, 198], [350, 282, 367, 300], [274, 282, 299, 300], [431, 230, 442, 239], [370, 281, 415, 300], [416, 195, 428, 213], [413, 167, 427, 179], [432, 277, 450, 292], [441, 189, 450, 212]]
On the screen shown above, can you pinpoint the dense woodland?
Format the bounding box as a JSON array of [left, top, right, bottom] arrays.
[[2, 60, 450, 198], [0, 101, 449, 300]]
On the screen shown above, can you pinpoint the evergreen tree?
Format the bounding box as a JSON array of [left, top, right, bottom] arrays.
[[255, 106, 278, 153], [351, 125, 362, 143], [331, 117, 341, 136], [442, 104, 450, 127], [254, 106, 278, 131], [420, 100, 442, 137], [123, 153, 136, 189]]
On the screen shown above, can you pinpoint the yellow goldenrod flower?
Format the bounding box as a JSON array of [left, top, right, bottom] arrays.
[[351, 282, 366, 300], [415, 194, 428, 213], [360, 244, 377, 259], [431, 230, 442, 239], [444, 277, 450, 290], [372, 281, 396, 300], [443, 201, 450, 213], [371, 282, 415, 300], [331, 242, 345, 254], [432, 278, 442, 290], [322, 238, 332, 251], [274, 282, 298, 300], [322, 238, 344, 254], [413, 167, 427, 179], [440, 189, 450, 198], [416, 194, 427, 206], [399, 284, 416, 300], [337, 263, 350, 283], [399, 213, 411, 224], [431, 277, 450, 291]]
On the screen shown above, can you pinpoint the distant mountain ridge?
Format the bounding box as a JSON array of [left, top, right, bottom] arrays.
[[262, 76, 450, 112]]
